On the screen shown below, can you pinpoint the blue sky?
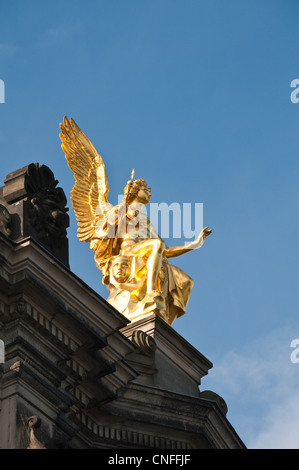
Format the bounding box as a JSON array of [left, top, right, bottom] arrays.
[[0, 0, 298, 448]]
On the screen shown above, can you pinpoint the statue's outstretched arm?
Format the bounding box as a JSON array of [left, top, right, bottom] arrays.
[[163, 226, 212, 259]]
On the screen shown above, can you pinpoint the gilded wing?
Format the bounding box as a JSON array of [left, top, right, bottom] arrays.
[[60, 116, 112, 242]]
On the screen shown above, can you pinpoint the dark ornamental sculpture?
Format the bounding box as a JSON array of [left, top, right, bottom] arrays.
[[25, 164, 69, 249], [0, 163, 70, 267]]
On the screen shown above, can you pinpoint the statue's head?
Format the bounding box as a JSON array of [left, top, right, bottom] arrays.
[[110, 255, 131, 282], [124, 178, 151, 205]]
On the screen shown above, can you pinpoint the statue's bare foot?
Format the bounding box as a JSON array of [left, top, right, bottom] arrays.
[[143, 290, 167, 315]]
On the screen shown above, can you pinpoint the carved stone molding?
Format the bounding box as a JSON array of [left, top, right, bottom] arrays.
[[0, 204, 11, 237], [199, 390, 228, 416], [131, 330, 157, 356]]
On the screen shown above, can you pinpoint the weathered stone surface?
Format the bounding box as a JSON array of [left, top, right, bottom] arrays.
[[0, 230, 137, 449]]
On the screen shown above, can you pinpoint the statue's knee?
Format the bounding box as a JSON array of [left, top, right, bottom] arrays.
[[152, 239, 165, 253]]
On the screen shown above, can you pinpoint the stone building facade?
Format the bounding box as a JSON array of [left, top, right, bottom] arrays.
[[0, 163, 245, 449]]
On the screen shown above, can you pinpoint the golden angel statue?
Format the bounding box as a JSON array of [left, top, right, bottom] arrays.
[[60, 117, 212, 325]]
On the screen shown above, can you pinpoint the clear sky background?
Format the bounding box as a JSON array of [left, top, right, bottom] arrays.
[[0, 0, 298, 449]]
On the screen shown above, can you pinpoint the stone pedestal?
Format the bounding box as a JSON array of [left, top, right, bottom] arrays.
[[121, 314, 212, 397]]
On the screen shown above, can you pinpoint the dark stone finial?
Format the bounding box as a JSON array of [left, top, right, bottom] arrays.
[[25, 164, 69, 249], [0, 163, 70, 267]]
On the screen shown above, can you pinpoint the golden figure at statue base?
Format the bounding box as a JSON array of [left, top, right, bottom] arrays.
[[60, 117, 211, 325]]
